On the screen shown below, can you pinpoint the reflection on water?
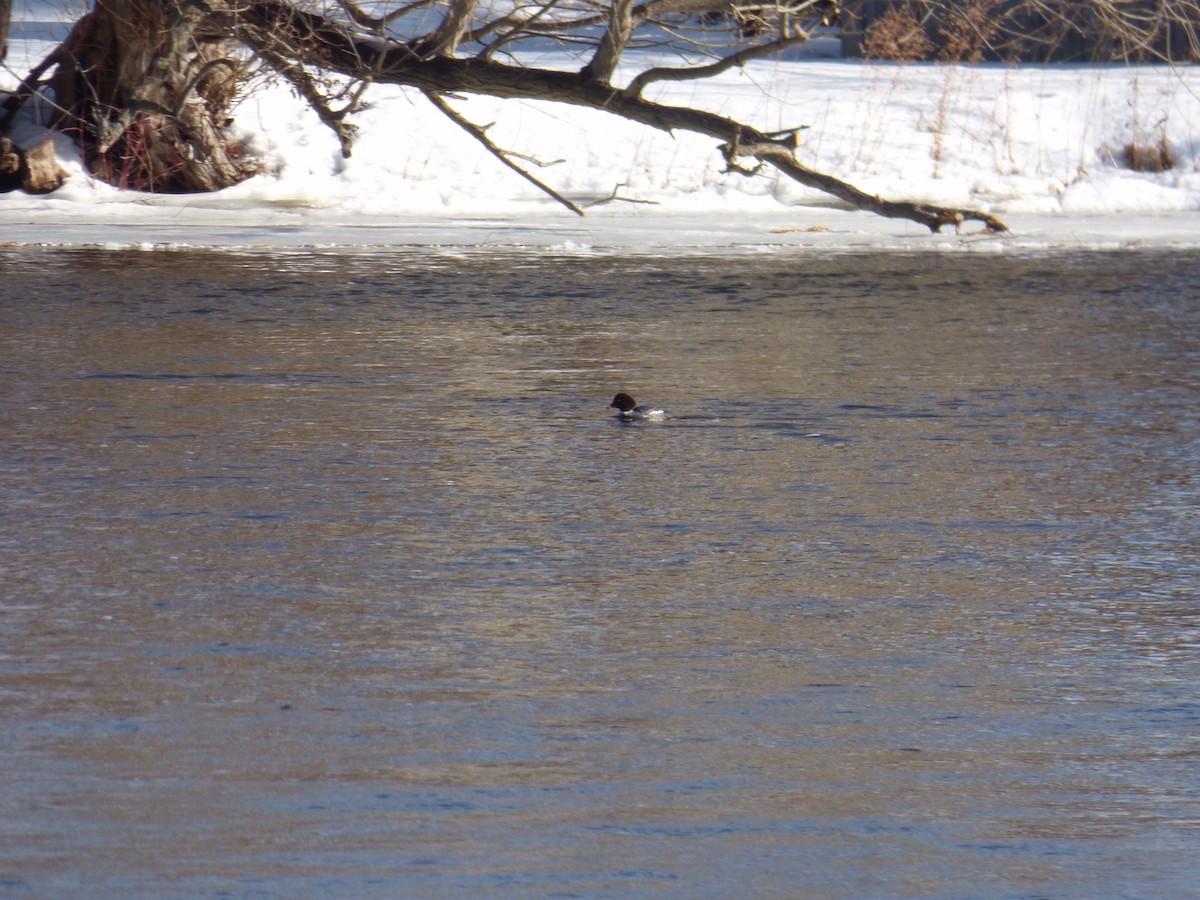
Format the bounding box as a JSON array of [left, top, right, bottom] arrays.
[[1, 247, 1198, 897]]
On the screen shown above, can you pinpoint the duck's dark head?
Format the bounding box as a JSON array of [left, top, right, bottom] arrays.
[[609, 392, 637, 412]]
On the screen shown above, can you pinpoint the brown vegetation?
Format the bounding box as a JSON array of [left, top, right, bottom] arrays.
[[848, 0, 1200, 62], [1123, 138, 1175, 173], [861, 4, 935, 60]]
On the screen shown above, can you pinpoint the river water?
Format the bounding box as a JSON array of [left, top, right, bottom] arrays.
[[1, 246, 1197, 898]]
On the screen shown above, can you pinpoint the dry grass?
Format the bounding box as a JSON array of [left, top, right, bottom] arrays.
[[1122, 136, 1175, 172]]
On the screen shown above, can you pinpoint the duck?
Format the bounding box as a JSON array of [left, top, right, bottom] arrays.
[[609, 392, 666, 421]]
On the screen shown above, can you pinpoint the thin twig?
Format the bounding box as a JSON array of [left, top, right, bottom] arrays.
[[257, 48, 359, 157], [0, 45, 68, 131], [422, 90, 585, 216], [625, 31, 813, 99], [335, 0, 434, 32], [582, 183, 659, 207]]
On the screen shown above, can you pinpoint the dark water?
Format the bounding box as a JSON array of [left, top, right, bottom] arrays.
[[1, 247, 1197, 898]]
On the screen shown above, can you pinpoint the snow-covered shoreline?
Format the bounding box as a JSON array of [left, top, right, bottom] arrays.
[[4, 4, 1200, 252]]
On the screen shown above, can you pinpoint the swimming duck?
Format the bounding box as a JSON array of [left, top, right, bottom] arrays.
[[609, 392, 666, 421]]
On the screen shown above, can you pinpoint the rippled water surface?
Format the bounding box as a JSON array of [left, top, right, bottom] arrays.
[[2, 247, 1198, 898]]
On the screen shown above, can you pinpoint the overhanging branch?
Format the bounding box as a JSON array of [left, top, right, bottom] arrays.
[[230, 0, 1007, 232], [422, 89, 585, 215], [16, 0, 1006, 231], [740, 141, 1006, 232]]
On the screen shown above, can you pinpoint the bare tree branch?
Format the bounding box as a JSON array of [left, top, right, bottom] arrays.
[[422, 89, 585, 215], [0, 42, 66, 131], [335, 0, 433, 32], [625, 30, 813, 98], [258, 48, 359, 157], [4, 0, 1019, 229], [742, 141, 1004, 232], [227, 0, 1007, 232]]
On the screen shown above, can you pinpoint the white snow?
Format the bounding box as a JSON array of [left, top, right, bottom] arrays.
[[3, 3, 1200, 252]]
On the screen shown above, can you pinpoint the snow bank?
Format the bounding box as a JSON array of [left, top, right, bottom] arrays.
[[3, 6, 1200, 251]]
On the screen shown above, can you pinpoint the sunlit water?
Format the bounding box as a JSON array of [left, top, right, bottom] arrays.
[[2, 247, 1198, 898]]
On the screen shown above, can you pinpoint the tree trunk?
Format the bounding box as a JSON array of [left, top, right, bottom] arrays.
[[45, 0, 255, 192]]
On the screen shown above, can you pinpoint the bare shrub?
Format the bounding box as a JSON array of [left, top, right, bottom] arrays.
[[1123, 137, 1175, 172], [861, 4, 935, 60], [936, 0, 1006, 61]]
